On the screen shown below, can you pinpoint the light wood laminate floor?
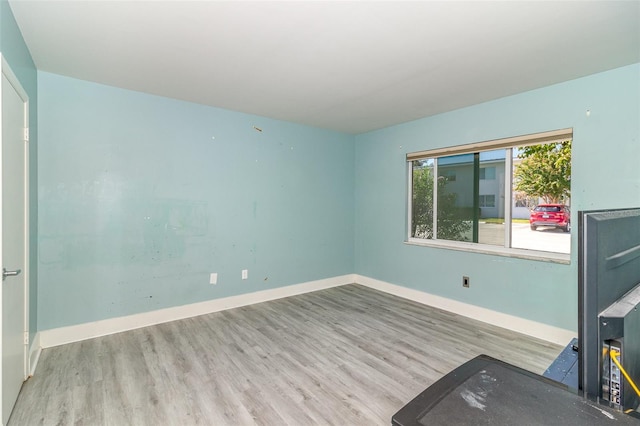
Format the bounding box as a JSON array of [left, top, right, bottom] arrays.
[[10, 284, 563, 425]]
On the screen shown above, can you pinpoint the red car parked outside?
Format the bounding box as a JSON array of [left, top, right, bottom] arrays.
[[530, 204, 571, 232]]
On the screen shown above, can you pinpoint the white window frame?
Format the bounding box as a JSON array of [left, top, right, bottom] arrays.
[[406, 128, 572, 264]]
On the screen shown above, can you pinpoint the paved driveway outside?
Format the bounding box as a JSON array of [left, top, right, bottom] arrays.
[[478, 222, 570, 254], [512, 223, 570, 254]]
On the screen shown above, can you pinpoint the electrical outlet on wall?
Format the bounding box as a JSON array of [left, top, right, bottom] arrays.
[[209, 273, 218, 285], [462, 276, 470, 288], [242, 269, 248, 280]]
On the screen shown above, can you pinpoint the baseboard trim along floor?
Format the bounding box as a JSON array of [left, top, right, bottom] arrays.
[[36, 273, 575, 360], [28, 332, 41, 377], [38, 274, 356, 349], [354, 274, 576, 346]]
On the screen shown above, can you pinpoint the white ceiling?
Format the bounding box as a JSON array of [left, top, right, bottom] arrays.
[[9, 1, 640, 134]]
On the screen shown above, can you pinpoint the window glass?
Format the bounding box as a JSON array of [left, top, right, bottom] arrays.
[[534, 205, 561, 212], [478, 150, 505, 246], [480, 195, 495, 207], [437, 154, 474, 242], [411, 159, 434, 239], [511, 141, 571, 254], [479, 167, 496, 180], [442, 170, 456, 181], [408, 137, 571, 257]]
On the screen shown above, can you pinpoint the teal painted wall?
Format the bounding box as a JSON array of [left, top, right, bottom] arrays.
[[354, 64, 640, 332], [34, 57, 639, 333], [37, 72, 354, 330], [1, 0, 38, 340]]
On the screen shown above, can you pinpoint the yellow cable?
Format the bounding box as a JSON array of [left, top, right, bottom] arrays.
[[610, 349, 640, 398]]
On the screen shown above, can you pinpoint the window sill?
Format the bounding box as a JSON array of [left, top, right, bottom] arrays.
[[405, 238, 570, 264]]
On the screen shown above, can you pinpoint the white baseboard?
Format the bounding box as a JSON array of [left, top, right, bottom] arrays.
[[39, 274, 356, 348], [354, 274, 576, 346], [28, 332, 42, 376], [38, 273, 575, 349]]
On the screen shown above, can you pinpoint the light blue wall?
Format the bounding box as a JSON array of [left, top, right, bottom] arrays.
[[35, 60, 640, 333], [37, 72, 354, 330], [354, 64, 640, 332], [1, 0, 38, 340]]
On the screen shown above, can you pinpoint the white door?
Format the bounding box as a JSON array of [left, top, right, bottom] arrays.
[[1, 62, 29, 426]]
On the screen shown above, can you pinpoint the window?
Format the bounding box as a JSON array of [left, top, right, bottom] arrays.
[[408, 129, 572, 260], [479, 195, 495, 207], [479, 167, 495, 180], [442, 170, 456, 182], [534, 205, 562, 212]]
